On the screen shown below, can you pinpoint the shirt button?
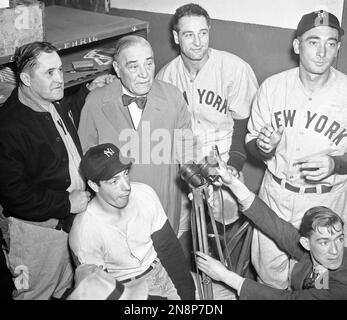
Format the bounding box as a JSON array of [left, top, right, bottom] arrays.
[[308, 97, 312, 101], [62, 157, 67, 162], [296, 148, 300, 151], [65, 178, 70, 184], [197, 120, 201, 124], [45, 115, 50, 121], [56, 137, 62, 142]]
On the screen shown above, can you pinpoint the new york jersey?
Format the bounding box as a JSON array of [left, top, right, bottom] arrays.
[[246, 67, 347, 189], [157, 48, 258, 158]]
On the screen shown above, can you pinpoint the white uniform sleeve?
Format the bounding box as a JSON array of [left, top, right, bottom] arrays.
[[245, 81, 272, 144], [146, 186, 168, 234], [69, 223, 106, 270], [227, 62, 258, 120]]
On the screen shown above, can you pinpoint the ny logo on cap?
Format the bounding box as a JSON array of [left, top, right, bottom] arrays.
[[315, 10, 328, 26], [104, 147, 115, 158]]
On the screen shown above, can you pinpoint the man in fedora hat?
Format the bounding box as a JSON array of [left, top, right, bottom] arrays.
[[69, 143, 195, 300], [246, 9, 347, 289]]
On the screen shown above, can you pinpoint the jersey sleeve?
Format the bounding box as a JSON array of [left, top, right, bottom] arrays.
[[227, 62, 258, 120], [69, 220, 107, 270], [245, 82, 272, 144], [144, 186, 168, 234]]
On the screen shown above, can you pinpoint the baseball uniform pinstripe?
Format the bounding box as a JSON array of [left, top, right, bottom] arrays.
[[157, 48, 258, 233], [246, 66, 347, 289]]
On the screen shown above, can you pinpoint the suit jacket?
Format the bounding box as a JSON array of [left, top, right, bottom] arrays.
[[239, 196, 347, 299], [78, 79, 193, 234]]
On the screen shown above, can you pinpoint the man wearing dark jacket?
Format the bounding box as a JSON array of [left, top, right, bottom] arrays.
[[197, 159, 347, 299], [69, 143, 196, 300], [0, 41, 113, 299]]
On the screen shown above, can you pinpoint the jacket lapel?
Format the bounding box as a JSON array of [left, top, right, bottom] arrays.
[[291, 254, 312, 290], [54, 101, 83, 157], [140, 82, 167, 126], [101, 81, 135, 132]]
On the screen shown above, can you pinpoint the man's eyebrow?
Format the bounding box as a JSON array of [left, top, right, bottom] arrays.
[[316, 233, 344, 241], [305, 35, 338, 42], [305, 36, 320, 40], [125, 60, 138, 66]]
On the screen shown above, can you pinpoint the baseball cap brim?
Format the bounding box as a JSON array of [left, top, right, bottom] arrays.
[[97, 159, 132, 181]]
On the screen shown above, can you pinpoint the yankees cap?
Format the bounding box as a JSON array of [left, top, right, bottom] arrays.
[[296, 10, 344, 38], [80, 143, 132, 181]]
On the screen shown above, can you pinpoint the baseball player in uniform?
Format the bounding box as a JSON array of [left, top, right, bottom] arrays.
[[246, 10, 347, 289], [156, 3, 258, 242]]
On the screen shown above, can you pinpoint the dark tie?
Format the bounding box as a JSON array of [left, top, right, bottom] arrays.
[[122, 94, 147, 110], [302, 269, 320, 289]]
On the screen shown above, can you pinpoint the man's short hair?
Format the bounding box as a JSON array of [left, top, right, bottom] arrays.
[[114, 35, 151, 61], [13, 41, 58, 80], [172, 3, 211, 32], [299, 206, 344, 238]]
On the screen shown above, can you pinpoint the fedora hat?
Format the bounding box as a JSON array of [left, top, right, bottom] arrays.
[[67, 264, 148, 300]]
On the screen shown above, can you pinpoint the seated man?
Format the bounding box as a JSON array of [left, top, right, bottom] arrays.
[[69, 143, 195, 300], [196, 159, 347, 299]]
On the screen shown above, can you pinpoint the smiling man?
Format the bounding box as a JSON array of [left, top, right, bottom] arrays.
[[78, 35, 194, 236], [69, 143, 195, 300], [245, 10, 347, 290], [156, 4, 258, 259], [196, 159, 347, 300]]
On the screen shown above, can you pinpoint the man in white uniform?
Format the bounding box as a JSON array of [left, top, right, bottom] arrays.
[[69, 143, 195, 300], [157, 3, 258, 250], [246, 10, 347, 289]]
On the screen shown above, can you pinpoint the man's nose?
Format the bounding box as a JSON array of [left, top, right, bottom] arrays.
[[54, 70, 64, 83], [120, 176, 131, 191], [317, 43, 327, 58], [193, 34, 201, 46], [329, 241, 338, 255], [138, 65, 148, 78]]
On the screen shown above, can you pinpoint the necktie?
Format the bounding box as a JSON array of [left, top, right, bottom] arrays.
[[302, 269, 320, 289], [122, 94, 147, 110]]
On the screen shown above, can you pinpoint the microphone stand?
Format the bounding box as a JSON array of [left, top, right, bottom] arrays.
[[190, 183, 225, 300]]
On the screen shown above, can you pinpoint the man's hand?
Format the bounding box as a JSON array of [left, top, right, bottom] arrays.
[[196, 251, 228, 283], [69, 190, 91, 214], [215, 158, 241, 187], [256, 124, 284, 153], [87, 74, 116, 91], [298, 155, 335, 181]]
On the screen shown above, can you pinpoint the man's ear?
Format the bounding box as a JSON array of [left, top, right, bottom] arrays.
[[173, 30, 179, 45], [293, 38, 300, 55], [113, 61, 120, 78], [20, 72, 31, 87], [300, 236, 311, 251], [87, 180, 99, 193], [335, 41, 341, 57]]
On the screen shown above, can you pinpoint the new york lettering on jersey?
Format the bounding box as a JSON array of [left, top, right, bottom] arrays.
[[272, 109, 347, 146]]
